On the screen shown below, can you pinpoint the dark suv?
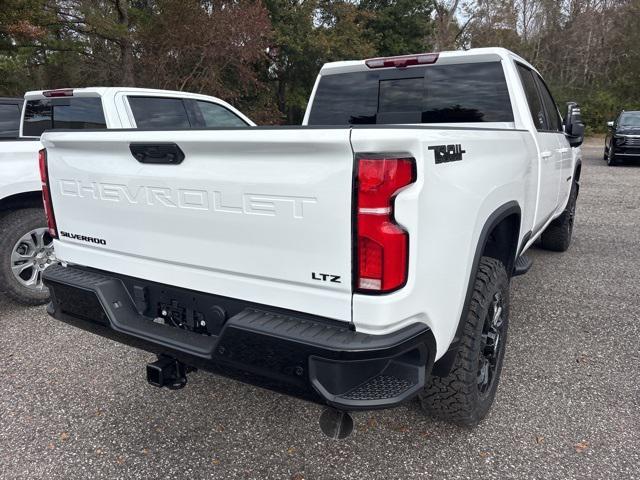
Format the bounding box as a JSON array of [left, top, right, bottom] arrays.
[[605, 110, 640, 166]]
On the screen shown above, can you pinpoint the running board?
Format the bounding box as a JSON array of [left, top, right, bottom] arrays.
[[513, 254, 533, 276]]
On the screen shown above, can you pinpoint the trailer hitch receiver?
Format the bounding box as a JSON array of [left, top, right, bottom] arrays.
[[146, 355, 189, 390]]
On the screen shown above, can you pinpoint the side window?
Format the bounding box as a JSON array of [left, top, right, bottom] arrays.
[[516, 64, 547, 131], [534, 75, 563, 132], [128, 97, 191, 129], [0, 104, 20, 138], [196, 101, 247, 127], [422, 62, 513, 123]]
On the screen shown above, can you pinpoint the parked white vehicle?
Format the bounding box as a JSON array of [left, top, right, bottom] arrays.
[[40, 48, 583, 426], [0, 87, 253, 304]]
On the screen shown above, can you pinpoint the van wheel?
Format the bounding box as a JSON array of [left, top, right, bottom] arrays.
[[0, 208, 55, 305], [540, 181, 578, 252], [419, 256, 509, 426]]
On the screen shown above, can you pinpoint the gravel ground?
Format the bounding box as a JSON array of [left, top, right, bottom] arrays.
[[1, 141, 639, 480]]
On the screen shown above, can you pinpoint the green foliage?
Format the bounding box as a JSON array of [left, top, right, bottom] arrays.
[[358, 0, 434, 56], [1, 0, 637, 127], [265, 0, 377, 122]]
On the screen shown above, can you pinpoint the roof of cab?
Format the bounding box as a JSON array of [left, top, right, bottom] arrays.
[[23, 87, 216, 100]]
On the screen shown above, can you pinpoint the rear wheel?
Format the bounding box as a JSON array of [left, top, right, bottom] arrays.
[[0, 208, 55, 305], [419, 257, 509, 426], [540, 181, 577, 252]]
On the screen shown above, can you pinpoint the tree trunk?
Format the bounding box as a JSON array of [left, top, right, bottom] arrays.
[[115, 0, 135, 86]]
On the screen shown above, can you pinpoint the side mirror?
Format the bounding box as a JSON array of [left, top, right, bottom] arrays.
[[607, 121, 614, 128], [564, 102, 585, 147]]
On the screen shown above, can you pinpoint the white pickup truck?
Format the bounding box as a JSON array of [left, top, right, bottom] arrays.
[[0, 87, 253, 305], [40, 48, 584, 426]]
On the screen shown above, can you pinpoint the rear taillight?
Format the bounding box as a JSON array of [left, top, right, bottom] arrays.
[[38, 149, 58, 238], [355, 156, 416, 293]]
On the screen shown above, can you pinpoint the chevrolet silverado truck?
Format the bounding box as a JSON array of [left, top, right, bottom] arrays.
[[40, 48, 584, 426], [0, 87, 253, 305]]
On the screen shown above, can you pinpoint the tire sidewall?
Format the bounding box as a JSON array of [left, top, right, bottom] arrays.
[[0, 208, 51, 305], [469, 263, 510, 418]]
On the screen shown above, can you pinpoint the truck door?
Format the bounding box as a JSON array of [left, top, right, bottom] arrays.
[[516, 64, 562, 231], [534, 75, 573, 208]]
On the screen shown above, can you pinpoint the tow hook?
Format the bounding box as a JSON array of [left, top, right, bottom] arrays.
[[146, 355, 191, 390], [319, 407, 354, 439]]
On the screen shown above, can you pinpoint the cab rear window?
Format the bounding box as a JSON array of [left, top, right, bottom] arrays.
[[23, 97, 106, 137], [308, 61, 513, 125], [0, 103, 20, 138]]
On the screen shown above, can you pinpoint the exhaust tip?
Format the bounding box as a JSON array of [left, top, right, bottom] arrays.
[[319, 407, 353, 439]]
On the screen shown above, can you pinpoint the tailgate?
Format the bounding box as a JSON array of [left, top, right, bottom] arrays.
[[41, 128, 354, 321]]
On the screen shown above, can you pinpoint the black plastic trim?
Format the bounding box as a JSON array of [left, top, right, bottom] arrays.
[[512, 255, 533, 276], [43, 264, 436, 410], [130, 143, 185, 164]]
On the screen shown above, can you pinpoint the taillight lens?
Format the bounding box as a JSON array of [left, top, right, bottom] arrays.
[[38, 149, 58, 238], [42, 89, 73, 97], [365, 53, 439, 69], [355, 156, 416, 293]]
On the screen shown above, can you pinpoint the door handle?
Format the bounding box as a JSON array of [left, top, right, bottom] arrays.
[[541, 151, 553, 159], [130, 143, 185, 164], [557, 148, 570, 154]]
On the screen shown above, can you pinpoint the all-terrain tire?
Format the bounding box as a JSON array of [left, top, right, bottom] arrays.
[[540, 181, 578, 252], [419, 256, 509, 426], [0, 208, 52, 305]]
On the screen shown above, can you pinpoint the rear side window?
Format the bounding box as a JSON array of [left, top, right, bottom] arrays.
[[0, 104, 20, 138], [128, 97, 191, 129], [196, 101, 247, 127], [308, 61, 514, 125], [23, 97, 106, 137], [517, 65, 547, 131]]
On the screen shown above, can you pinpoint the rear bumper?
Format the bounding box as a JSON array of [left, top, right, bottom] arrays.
[[43, 264, 436, 410]]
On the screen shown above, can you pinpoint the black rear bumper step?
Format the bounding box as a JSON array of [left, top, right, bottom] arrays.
[[513, 254, 533, 276], [43, 264, 436, 410]]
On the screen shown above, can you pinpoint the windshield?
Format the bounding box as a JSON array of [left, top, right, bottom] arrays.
[[618, 112, 640, 127]]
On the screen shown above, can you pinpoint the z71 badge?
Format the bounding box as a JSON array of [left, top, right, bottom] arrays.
[[428, 144, 466, 164]]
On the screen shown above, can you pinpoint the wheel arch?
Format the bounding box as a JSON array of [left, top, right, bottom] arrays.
[[0, 191, 43, 213], [432, 201, 521, 377]]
